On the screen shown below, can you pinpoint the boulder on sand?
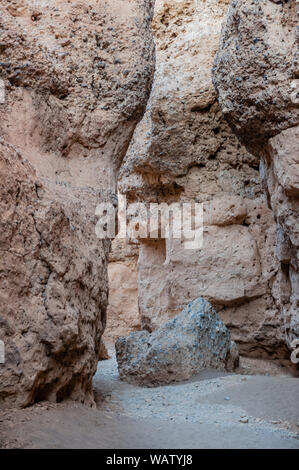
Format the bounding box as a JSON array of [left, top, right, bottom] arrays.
[[115, 298, 239, 386]]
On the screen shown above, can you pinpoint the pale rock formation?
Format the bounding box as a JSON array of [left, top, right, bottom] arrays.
[[213, 0, 298, 155], [213, 0, 299, 354], [0, 0, 155, 407], [115, 297, 239, 386], [118, 0, 287, 358], [105, 239, 140, 344], [99, 340, 110, 361]]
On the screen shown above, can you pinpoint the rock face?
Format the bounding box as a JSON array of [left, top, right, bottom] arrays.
[[118, 0, 289, 359], [0, 142, 110, 407], [213, 0, 299, 155], [99, 341, 110, 361], [0, 0, 155, 407], [213, 0, 299, 353], [115, 298, 239, 386], [105, 239, 140, 344]]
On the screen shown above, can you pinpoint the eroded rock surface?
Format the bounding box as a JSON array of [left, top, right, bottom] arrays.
[[213, 0, 298, 154], [118, 0, 287, 359], [105, 239, 140, 344], [0, 0, 155, 407], [99, 340, 110, 361], [213, 0, 299, 353], [115, 298, 239, 386], [0, 142, 110, 407]]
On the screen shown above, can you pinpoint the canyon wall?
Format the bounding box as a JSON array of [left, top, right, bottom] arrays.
[[213, 0, 299, 357], [0, 0, 155, 407], [118, 0, 293, 360], [105, 239, 140, 344]]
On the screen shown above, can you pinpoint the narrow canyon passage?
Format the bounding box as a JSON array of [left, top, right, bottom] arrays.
[[1, 349, 299, 449], [0, 0, 298, 452]]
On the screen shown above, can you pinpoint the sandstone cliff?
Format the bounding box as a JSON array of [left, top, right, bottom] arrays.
[[213, 0, 298, 358], [0, 0, 155, 407], [105, 239, 140, 344], [118, 0, 291, 360]]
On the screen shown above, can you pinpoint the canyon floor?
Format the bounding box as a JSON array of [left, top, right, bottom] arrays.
[[1, 350, 299, 449]]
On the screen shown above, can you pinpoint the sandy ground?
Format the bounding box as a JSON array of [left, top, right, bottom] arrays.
[[1, 353, 298, 449]]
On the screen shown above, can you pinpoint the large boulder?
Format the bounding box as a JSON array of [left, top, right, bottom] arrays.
[[115, 298, 239, 386]]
